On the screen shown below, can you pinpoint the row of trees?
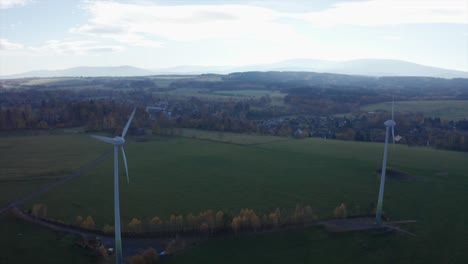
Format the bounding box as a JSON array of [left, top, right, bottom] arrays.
[[89, 205, 319, 236]]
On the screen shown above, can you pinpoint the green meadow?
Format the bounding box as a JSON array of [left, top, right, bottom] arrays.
[[0, 131, 467, 263], [362, 100, 468, 121]]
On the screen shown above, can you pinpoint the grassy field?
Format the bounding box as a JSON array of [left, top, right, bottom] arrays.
[[1, 132, 467, 263], [0, 134, 107, 207], [0, 213, 93, 264], [0, 134, 109, 263], [362, 100, 468, 120], [178, 128, 289, 145], [153, 88, 233, 101], [153, 88, 286, 104], [212, 89, 285, 98]]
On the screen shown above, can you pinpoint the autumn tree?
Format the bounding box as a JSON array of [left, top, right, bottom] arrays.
[[81, 216, 96, 229], [251, 214, 261, 231], [215, 211, 224, 229], [269, 212, 279, 228], [334, 203, 347, 218], [31, 204, 47, 218], [128, 218, 142, 232], [103, 224, 114, 233], [75, 215, 84, 225], [149, 216, 163, 231], [165, 239, 185, 255], [200, 223, 209, 234], [142, 248, 159, 263], [130, 255, 146, 264], [304, 205, 317, 221], [293, 204, 305, 224], [97, 245, 109, 260], [231, 216, 241, 233]]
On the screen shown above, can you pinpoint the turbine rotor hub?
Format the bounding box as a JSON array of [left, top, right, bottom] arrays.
[[114, 136, 125, 145]]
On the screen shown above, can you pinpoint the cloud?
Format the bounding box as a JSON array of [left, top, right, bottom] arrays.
[[39, 40, 124, 55], [0, 39, 24, 49], [71, 1, 302, 45], [297, 0, 468, 27], [70, 25, 162, 47], [0, 38, 123, 55], [0, 0, 30, 9], [70, 0, 467, 48]]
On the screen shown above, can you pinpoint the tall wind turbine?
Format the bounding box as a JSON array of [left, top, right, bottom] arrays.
[[91, 108, 136, 264], [375, 102, 396, 225]]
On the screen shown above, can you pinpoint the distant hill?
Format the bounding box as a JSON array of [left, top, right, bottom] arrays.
[[228, 59, 468, 79], [154, 59, 468, 78], [318, 59, 468, 79], [2, 59, 467, 79], [153, 65, 233, 75], [1, 66, 155, 79]]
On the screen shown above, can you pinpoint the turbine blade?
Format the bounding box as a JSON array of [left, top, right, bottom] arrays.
[[91, 135, 116, 144], [122, 108, 136, 138], [121, 146, 129, 184]]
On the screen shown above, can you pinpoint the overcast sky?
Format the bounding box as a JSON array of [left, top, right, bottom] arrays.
[[1, 0, 467, 75]]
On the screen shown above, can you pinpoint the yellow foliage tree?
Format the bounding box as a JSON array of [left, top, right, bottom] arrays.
[[150, 217, 163, 225], [261, 214, 268, 228], [130, 255, 145, 264], [75, 215, 84, 225], [97, 245, 109, 260], [231, 216, 241, 233], [293, 204, 304, 223], [166, 239, 177, 255], [81, 216, 96, 229], [128, 218, 142, 232], [215, 211, 224, 228], [304, 205, 317, 221], [103, 224, 114, 233], [334, 203, 347, 218], [32, 204, 47, 218], [251, 214, 261, 231], [185, 213, 197, 230], [176, 215, 184, 229], [269, 212, 279, 228], [142, 247, 159, 263]]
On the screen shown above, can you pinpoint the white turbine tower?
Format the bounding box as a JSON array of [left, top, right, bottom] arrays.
[[91, 108, 136, 264], [375, 101, 396, 225]]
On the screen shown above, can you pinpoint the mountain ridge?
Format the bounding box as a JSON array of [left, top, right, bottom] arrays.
[[2, 59, 467, 79]]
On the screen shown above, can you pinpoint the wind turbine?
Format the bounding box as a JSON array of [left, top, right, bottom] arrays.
[[375, 101, 396, 225], [91, 108, 136, 264]]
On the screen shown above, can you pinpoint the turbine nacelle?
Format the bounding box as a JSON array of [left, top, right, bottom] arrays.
[[384, 120, 396, 127], [113, 136, 125, 146]]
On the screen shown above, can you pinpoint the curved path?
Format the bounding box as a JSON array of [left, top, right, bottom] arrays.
[[12, 207, 168, 255]]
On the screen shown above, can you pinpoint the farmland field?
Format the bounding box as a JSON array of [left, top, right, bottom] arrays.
[[153, 88, 285, 104], [1, 132, 467, 263], [212, 89, 284, 98], [362, 100, 468, 120]]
